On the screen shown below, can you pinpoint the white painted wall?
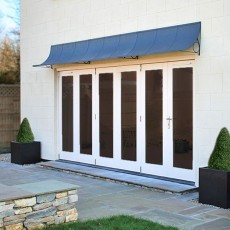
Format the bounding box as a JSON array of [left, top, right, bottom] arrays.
[[21, 0, 230, 184]]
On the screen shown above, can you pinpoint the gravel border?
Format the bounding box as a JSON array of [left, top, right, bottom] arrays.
[[0, 153, 11, 162]]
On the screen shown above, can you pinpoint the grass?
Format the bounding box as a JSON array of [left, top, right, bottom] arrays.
[[44, 215, 178, 230]]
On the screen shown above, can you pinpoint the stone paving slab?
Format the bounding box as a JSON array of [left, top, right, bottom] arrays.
[[0, 180, 79, 202], [177, 205, 217, 216], [78, 205, 136, 221], [14, 180, 79, 195], [113, 187, 175, 200], [39, 161, 197, 193], [0, 183, 33, 202], [192, 218, 230, 230], [207, 209, 230, 219], [192, 212, 220, 221], [136, 209, 204, 229]]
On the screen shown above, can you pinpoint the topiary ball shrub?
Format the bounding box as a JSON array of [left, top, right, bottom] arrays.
[[208, 127, 230, 171], [16, 118, 35, 143]]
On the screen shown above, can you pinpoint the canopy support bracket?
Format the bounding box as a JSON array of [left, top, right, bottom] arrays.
[[123, 56, 139, 60], [180, 38, 200, 55], [193, 38, 200, 55]]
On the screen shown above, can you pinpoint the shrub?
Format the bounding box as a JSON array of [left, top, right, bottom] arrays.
[[16, 118, 34, 143], [208, 127, 230, 171]]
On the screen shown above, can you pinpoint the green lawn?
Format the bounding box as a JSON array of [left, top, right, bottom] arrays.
[[44, 215, 178, 230]]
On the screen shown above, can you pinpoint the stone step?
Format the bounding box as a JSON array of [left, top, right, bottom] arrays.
[[39, 160, 197, 194]]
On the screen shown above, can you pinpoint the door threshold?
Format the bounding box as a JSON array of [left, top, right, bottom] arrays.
[[39, 159, 197, 194], [58, 159, 195, 186]]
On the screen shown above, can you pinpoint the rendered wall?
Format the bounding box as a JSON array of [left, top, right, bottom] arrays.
[[21, 0, 230, 184]]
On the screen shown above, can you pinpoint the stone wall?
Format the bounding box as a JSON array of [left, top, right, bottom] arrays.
[[0, 189, 78, 230]]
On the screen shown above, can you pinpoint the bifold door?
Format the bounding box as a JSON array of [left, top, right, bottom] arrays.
[[59, 61, 194, 182]]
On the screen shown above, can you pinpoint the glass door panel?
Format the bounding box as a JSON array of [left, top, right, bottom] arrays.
[[121, 71, 136, 161], [145, 70, 163, 165], [80, 74, 92, 155], [62, 76, 73, 152], [142, 62, 194, 182], [99, 73, 113, 158], [173, 68, 193, 169]]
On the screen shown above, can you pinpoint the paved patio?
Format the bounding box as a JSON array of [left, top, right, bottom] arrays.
[[0, 160, 230, 229]]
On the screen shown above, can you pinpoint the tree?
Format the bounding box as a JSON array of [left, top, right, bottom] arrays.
[[0, 36, 20, 84], [0, 0, 20, 84], [208, 127, 230, 171], [16, 118, 35, 143]]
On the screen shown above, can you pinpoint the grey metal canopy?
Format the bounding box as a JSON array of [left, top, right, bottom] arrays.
[[34, 22, 201, 67]]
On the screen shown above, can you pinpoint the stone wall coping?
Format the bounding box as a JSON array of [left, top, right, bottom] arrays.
[[0, 180, 79, 202]]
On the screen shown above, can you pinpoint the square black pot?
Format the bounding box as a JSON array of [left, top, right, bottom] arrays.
[[11, 141, 41, 165], [199, 167, 230, 209]]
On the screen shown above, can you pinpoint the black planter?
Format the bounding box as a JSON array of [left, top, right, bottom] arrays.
[[11, 141, 41, 165], [199, 167, 230, 209]]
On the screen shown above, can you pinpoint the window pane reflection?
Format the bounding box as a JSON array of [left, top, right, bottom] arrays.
[[173, 68, 193, 169], [121, 72, 136, 161], [146, 70, 163, 165], [80, 74, 92, 155], [62, 76, 73, 152], [99, 73, 113, 158]]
